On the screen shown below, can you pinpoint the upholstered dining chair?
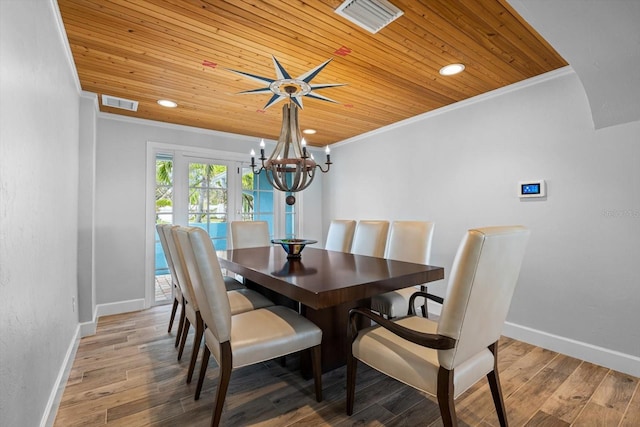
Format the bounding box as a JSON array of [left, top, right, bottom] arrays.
[[371, 221, 435, 318], [157, 224, 244, 348], [350, 220, 389, 257], [163, 226, 273, 384], [156, 224, 183, 341], [347, 226, 530, 427], [325, 219, 356, 252], [229, 220, 271, 249], [177, 226, 323, 427]]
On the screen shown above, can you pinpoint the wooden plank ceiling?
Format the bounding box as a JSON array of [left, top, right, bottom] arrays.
[[58, 0, 567, 146]]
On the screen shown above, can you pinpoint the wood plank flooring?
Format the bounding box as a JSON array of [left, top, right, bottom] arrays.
[[54, 305, 640, 426]]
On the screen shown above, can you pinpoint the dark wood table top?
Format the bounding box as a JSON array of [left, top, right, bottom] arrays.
[[217, 246, 444, 310]]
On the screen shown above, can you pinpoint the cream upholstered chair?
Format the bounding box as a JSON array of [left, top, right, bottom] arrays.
[[158, 224, 246, 348], [156, 224, 184, 341], [347, 226, 530, 426], [325, 219, 356, 252], [164, 226, 273, 384], [229, 220, 271, 249], [161, 225, 198, 354], [371, 221, 435, 318], [177, 226, 323, 427], [350, 220, 389, 257]]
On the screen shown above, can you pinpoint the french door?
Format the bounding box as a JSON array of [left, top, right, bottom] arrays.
[[150, 144, 298, 306]]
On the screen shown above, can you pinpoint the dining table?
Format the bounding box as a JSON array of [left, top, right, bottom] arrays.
[[217, 245, 444, 376]]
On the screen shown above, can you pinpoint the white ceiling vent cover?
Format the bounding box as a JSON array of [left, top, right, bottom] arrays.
[[101, 94, 139, 112], [335, 0, 403, 34]]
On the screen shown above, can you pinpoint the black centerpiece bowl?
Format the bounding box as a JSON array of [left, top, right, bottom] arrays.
[[271, 238, 317, 259]]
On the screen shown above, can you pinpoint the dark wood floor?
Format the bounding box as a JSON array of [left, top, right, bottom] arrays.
[[54, 305, 640, 426]]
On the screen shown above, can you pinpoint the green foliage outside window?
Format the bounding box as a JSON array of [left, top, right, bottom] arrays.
[[156, 159, 173, 224]]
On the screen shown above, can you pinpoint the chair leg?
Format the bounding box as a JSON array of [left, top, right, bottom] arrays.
[[168, 296, 179, 332], [211, 342, 232, 427], [195, 345, 210, 400], [187, 313, 204, 383], [175, 300, 186, 347], [310, 345, 322, 402], [437, 366, 457, 427], [177, 317, 191, 361], [487, 342, 509, 427], [346, 346, 358, 415]]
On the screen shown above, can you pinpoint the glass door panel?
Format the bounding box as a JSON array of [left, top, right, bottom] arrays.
[[241, 167, 276, 237], [284, 202, 295, 239], [154, 154, 174, 303], [188, 162, 229, 250]]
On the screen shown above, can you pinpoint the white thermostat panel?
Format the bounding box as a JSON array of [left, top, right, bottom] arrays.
[[518, 180, 546, 198]]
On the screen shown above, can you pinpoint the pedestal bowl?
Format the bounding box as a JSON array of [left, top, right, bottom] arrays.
[[271, 239, 317, 258]]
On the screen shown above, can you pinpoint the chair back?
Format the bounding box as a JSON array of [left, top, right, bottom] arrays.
[[325, 219, 356, 252], [230, 221, 271, 249], [350, 220, 389, 257], [175, 227, 232, 345], [384, 221, 434, 264], [162, 225, 199, 311], [156, 224, 178, 287], [437, 226, 530, 370]]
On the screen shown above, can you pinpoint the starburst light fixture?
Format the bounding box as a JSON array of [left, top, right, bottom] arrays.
[[228, 57, 344, 203]]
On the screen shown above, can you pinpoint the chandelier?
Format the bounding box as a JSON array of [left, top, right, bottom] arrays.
[[228, 56, 344, 203], [251, 86, 331, 196]]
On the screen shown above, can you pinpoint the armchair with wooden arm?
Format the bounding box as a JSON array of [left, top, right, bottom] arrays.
[[346, 226, 530, 427]]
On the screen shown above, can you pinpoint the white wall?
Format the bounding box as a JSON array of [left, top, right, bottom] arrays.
[[94, 117, 325, 306], [0, 1, 80, 426], [325, 69, 640, 374]]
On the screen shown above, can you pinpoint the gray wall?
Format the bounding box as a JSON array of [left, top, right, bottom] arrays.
[[325, 70, 640, 365], [0, 1, 80, 425]]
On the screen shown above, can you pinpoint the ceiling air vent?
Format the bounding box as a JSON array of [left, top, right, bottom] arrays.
[[335, 0, 403, 34], [101, 94, 139, 112]]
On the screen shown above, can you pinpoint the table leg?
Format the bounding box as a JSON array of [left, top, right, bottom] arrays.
[[243, 279, 370, 377], [300, 298, 371, 378]]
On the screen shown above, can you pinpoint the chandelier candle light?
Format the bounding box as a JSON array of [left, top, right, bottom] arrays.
[[229, 56, 343, 204]]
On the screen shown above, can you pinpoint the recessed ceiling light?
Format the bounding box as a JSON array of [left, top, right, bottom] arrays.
[[439, 63, 465, 76], [157, 99, 177, 108], [303, 129, 317, 135]]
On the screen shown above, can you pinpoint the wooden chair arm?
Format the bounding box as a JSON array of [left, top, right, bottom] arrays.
[[348, 307, 456, 350], [408, 291, 444, 316], [416, 287, 445, 304]]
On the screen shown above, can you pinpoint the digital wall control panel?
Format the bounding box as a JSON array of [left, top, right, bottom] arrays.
[[518, 180, 546, 198]]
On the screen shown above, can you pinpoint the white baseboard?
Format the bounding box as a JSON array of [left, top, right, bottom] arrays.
[[41, 325, 80, 427], [79, 305, 98, 337], [502, 322, 640, 378], [78, 299, 146, 338], [79, 319, 97, 337], [427, 302, 639, 377], [96, 298, 146, 318], [426, 300, 443, 317]]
